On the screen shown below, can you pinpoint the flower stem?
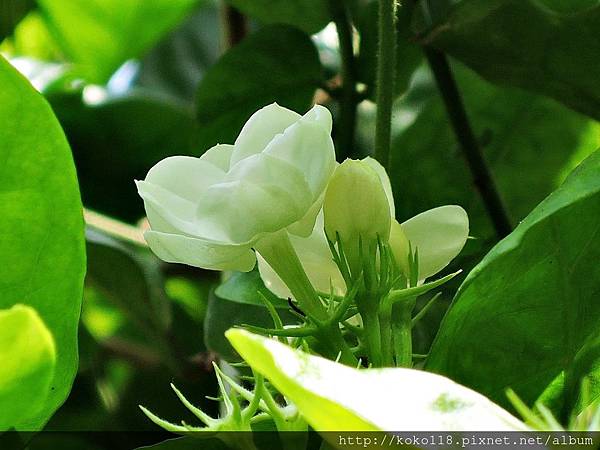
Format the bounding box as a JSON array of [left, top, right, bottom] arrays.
[[392, 298, 415, 367], [255, 231, 357, 365], [328, 0, 357, 160], [374, 0, 397, 171], [255, 230, 327, 322]]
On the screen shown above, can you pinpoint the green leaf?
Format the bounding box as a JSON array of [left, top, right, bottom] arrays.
[[215, 270, 289, 308], [205, 272, 297, 361], [37, 0, 199, 83], [563, 330, 600, 417], [0, 305, 56, 431], [195, 25, 323, 150], [0, 56, 85, 428], [136, 4, 220, 103], [226, 329, 527, 434], [389, 64, 600, 239], [85, 228, 172, 339], [0, 0, 34, 40], [426, 149, 600, 409], [49, 90, 198, 221], [414, 0, 600, 121], [225, 0, 329, 35]]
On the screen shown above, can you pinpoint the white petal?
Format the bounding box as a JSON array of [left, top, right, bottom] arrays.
[[144, 230, 256, 272], [287, 192, 325, 237], [264, 118, 335, 199], [231, 103, 301, 166], [302, 104, 333, 134], [145, 155, 225, 201], [258, 213, 346, 298], [200, 143, 234, 171], [363, 156, 395, 219], [401, 205, 469, 280], [196, 154, 312, 243]]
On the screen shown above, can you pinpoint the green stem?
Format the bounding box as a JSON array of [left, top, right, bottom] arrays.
[[374, 0, 397, 170], [378, 307, 393, 366], [255, 230, 328, 322], [362, 309, 383, 367], [327, 0, 357, 160], [255, 231, 356, 365], [392, 298, 415, 367]]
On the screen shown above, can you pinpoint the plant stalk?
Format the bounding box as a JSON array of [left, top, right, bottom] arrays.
[[255, 231, 356, 365], [328, 0, 358, 160], [424, 47, 512, 239], [374, 0, 397, 170], [392, 298, 415, 367]]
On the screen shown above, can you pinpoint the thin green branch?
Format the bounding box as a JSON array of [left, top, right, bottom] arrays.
[[424, 47, 513, 239], [327, 0, 358, 159], [374, 0, 397, 170]]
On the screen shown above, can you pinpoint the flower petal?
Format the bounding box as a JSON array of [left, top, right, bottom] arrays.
[[264, 115, 335, 199], [287, 191, 325, 237], [136, 180, 231, 242], [302, 104, 333, 134], [400, 205, 469, 280], [145, 155, 226, 201], [196, 154, 312, 243], [144, 230, 256, 272], [231, 103, 301, 166], [200, 143, 234, 172], [258, 215, 346, 298], [363, 156, 395, 219]]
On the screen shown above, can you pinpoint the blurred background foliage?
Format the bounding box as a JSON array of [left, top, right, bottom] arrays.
[[1, 0, 599, 447]]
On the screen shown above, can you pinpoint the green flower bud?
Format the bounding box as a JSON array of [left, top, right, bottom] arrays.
[[323, 159, 391, 271]]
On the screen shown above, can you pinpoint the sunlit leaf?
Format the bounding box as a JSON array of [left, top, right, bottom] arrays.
[[427, 149, 600, 409], [415, 0, 600, 121], [0, 305, 56, 431], [227, 329, 527, 434], [0, 56, 85, 429]]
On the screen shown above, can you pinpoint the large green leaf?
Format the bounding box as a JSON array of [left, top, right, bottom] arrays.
[[85, 228, 172, 341], [0, 56, 85, 428], [0, 0, 34, 40], [36, 0, 199, 83], [136, 4, 220, 103], [195, 25, 323, 151], [0, 305, 56, 431], [225, 0, 329, 34], [49, 90, 198, 221], [389, 64, 599, 238], [414, 0, 600, 121], [227, 329, 526, 434], [426, 149, 600, 409]]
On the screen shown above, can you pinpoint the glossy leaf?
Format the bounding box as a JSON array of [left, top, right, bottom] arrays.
[[415, 0, 600, 121], [86, 228, 172, 339], [427, 149, 600, 409], [0, 56, 85, 428], [49, 90, 198, 221], [204, 285, 296, 361], [37, 0, 199, 83], [0, 305, 56, 431], [0, 0, 34, 40], [136, 4, 220, 103], [215, 269, 289, 308], [195, 25, 323, 151], [389, 64, 600, 239], [225, 0, 329, 34], [227, 329, 527, 433]]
